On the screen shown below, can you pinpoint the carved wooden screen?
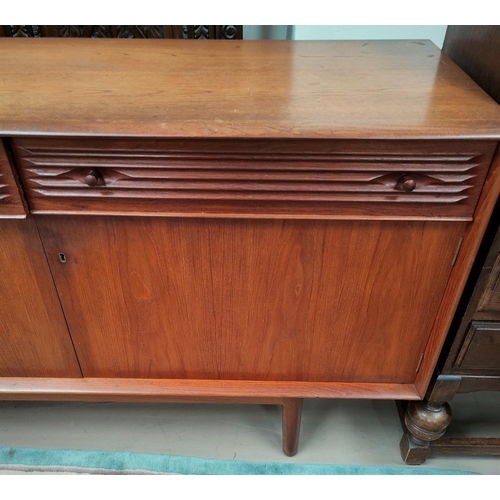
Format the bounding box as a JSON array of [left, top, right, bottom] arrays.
[[0, 26, 242, 39]]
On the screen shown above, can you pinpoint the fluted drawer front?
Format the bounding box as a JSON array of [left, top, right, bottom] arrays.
[[12, 138, 497, 220], [0, 141, 27, 218]]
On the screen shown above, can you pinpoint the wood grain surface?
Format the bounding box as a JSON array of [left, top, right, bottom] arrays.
[[282, 398, 303, 456], [399, 28, 500, 463], [12, 138, 496, 220], [444, 226, 500, 373], [36, 216, 466, 383], [1, 39, 500, 139], [0, 140, 27, 218], [455, 321, 500, 371], [432, 437, 500, 456], [0, 377, 421, 401], [443, 26, 500, 105], [415, 145, 500, 395], [0, 218, 81, 377], [456, 375, 500, 393]]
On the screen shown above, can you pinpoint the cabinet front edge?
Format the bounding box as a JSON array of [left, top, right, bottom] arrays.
[[0, 378, 421, 401]]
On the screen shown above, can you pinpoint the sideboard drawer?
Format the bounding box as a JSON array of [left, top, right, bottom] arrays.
[[455, 321, 500, 372], [12, 138, 496, 220], [476, 251, 500, 316], [0, 141, 27, 218]]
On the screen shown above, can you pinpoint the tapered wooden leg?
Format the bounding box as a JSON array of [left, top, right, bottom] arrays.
[[282, 398, 303, 457]]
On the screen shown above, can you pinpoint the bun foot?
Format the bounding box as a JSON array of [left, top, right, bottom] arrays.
[[400, 400, 452, 464]]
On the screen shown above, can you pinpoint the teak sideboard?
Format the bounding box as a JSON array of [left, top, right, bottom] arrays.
[[1, 39, 500, 456]]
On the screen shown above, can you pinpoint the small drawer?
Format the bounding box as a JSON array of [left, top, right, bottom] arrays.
[[0, 141, 27, 218], [455, 321, 500, 372], [11, 138, 496, 220]]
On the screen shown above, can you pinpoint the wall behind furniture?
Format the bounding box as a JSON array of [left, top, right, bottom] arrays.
[[292, 26, 447, 48], [244, 26, 447, 48], [244, 26, 289, 39]]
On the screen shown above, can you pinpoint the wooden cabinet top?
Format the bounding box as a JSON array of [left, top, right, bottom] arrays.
[[1, 39, 500, 140]]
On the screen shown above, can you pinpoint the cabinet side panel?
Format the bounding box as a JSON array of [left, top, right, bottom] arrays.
[[0, 218, 82, 377], [36, 216, 464, 383], [416, 144, 500, 394]]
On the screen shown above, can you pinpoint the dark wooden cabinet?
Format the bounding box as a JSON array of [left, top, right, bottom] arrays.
[[2, 38, 500, 456], [400, 214, 500, 464], [400, 26, 500, 465], [0, 25, 242, 39]]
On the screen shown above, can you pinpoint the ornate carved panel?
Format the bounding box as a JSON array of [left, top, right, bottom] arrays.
[[59, 26, 85, 37], [1, 25, 242, 39], [134, 26, 164, 39], [2, 25, 41, 37], [220, 25, 241, 39]]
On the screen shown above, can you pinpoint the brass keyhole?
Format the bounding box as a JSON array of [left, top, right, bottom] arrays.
[[59, 253, 67, 263]]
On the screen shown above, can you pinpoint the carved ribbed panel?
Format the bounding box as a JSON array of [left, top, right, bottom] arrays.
[[12, 138, 496, 220], [0, 142, 27, 218]]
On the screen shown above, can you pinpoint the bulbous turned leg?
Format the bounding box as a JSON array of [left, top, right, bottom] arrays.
[[400, 400, 452, 465], [282, 398, 303, 457]]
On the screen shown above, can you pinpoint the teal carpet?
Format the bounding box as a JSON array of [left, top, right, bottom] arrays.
[[0, 447, 475, 474]]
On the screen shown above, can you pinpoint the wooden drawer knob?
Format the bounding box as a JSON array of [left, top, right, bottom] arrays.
[[396, 175, 416, 192], [85, 169, 103, 187]]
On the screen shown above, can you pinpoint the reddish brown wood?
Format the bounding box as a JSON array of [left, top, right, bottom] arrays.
[[396, 175, 417, 193], [444, 224, 500, 375], [0, 219, 81, 377], [0, 140, 27, 218], [1, 40, 500, 458], [1, 40, 500, 140], [35, 216, 465, 383], [84, 169, 104, 187], [282, 398, 303, 457], [12, 138, 495, 220], [415, 146, 500, 396], [0, 377, 420, 401]]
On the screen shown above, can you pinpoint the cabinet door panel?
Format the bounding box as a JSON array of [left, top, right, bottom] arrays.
[[36, 216, 465, 383], [0, 219, 81, 377]]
